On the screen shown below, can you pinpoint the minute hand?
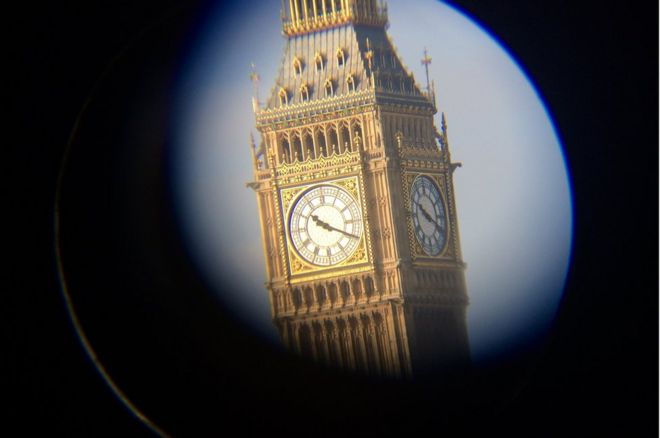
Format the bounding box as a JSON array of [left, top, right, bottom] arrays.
[[329, 225, 360, 239]]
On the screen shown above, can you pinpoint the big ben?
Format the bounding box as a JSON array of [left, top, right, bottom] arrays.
[[248, 0, 469, 378]]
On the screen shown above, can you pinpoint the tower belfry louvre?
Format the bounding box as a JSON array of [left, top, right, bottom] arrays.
[[249, 0, 470, 378]]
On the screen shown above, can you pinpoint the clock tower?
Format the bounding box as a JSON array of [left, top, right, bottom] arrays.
[[249, 0, 469, 378]]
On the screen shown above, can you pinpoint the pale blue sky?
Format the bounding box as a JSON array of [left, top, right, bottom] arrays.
[[172, 0, 572, 363]]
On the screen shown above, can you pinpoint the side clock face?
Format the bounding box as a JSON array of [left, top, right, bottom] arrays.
[[288, 184, 364, 267], [410, 175, 447, 256]]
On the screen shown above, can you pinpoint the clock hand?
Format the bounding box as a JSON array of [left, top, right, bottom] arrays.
[[311, 214, 334, 231], [418, 204, 435, 223], [332, 227, 360, 239], [419, 204, 443, 229], [311, 214, 360, 239]]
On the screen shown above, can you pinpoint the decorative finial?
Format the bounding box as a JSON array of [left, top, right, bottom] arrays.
[[440, 113, 451, 160], [431, 79, 437, 107], [267, 153, 276, 171], [354, 130, 362, 150], [365, 37, 374, 72], [421, 47, 432, 97], [250, 62, 261, 111]]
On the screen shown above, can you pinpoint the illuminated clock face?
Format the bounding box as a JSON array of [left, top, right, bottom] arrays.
[[410, 175, 447, 256], [288, 184, 363, 266]]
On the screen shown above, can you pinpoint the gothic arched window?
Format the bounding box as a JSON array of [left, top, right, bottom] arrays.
[[346, 75, 356, 93], [324, 79, 334, 97], [328, 127, 339, 154], [303, 131, 314, 159], [336, 48, 345, 68], [316, 130, 327, 157], [340, 124, 350, 152], [293, 57, 303, 77], [314, 53, 324, 73], [278, 88, 288, 106], [292, 288, 302, 309], [292, 136, 303, 161], [281, 137, 291, 163], [300, 84, 310, 102]]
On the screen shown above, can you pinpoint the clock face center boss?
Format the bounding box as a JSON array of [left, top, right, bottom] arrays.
[[288, 184, 364, 267]]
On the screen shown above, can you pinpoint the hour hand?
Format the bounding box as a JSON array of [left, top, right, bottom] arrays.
[[419, 205, 434, 222], [311, 214, 333, 231], [311, 215, 359, 239]]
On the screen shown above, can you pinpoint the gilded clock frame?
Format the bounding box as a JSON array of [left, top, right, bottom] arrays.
[[402, 171, 452, 261], [280, 174, 372, 282]]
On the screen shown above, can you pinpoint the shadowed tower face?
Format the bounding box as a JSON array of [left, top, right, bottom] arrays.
[[248, 0, 469, 378]]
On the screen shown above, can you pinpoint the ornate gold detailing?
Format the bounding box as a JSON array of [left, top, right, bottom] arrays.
[[256, 89, 374, 128], [345, 244, 365, 264], [356, 166, 374, 270], [276, 150, 361, 186], [282, 175, 370, 278], [333, 177, 358, 197], [280, 186, 305, 213], [290, 251, 312, 274], [412, 240, 422, 257], [442, 169, 462, 261], [282, 1, 388, 37], [402, 171, 453, 262], [395, 135, 443, 163], [399, 148, 442, 159], [271, 184, 290, 284], [278, 149, 359, 178], [288, 264, 372, 286], [401, 159, 445, 171]]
